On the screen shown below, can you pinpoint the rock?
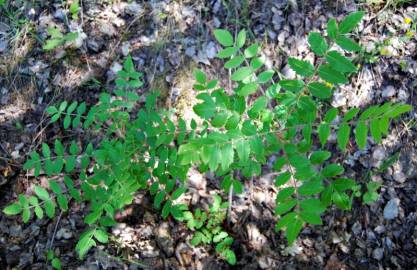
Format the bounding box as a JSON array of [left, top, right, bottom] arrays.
[[109, 61, 123, 79], [332, 91, 347, 108], [99, 23, 116, 37], [393, 171, 406, 183], [272, 13, 285, 30], [351, 222, 362, 235], [374, 225, 386, 234], [53, 9, 66, 21], [398, 89, 409, 101], [0, 39, 7, 53], [154, 222, 174, 257], [0, 87, 8, 105], [125, 2, 142, 16], [282, 64, 296, 79], [18, 253, 33, 268], [381, 85, 396, 98], [56, 228, 73, 240], [11, 150, 20, 159], [383, 198, 400, 220], [87, 39, 101, 52], [121, 42, 130, 56], [187, 168, 206, 190], [371, 146, 386, 167], [9, 225, 22, 237], [246, 223, 268, 251], [372, 247, 384, 260]]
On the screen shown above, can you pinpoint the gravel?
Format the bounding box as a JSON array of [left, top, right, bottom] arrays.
[[383, 198, 400, 220]]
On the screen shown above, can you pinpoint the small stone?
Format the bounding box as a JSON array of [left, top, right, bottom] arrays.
[[121, 42, 130, 56], [56, 228, 72, 240], [53, 9, 65, 21], [332, 91, 347, 108], [87, 39, 100, 52], [15, 143, 24, 151], [398, 89, 409, 101], [0, 40, 7, 53], [383, 198, 400, 220], [154, 222, 174, 257], [185, 46, 196, 57], [125, 2, 142, 16], [351, 222, 362, 235], [393, 171, 406, 183], [372, 146, 386, 161], [188, 168, 206, 190], [282, 64, 296, 79], [99, 23, 116, 37], [110, 62, 122, 75], [374, 225, 386, 234], [381, 85, 396, 98], [9, 225, 22, 237], [11, 150, 20, 159], [372, 247, 384, 260]]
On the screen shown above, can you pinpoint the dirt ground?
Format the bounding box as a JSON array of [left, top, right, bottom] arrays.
[[1, 0, 417, 269]]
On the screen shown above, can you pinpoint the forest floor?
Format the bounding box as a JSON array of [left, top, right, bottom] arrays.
[[1, 0, 417, 269]]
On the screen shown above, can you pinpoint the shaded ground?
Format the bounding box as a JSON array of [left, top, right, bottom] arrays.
[[1, 0, 417, 269]]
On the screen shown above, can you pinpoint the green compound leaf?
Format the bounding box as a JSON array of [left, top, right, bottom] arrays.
[[318, 123, 331, 146], [310, 151, 331, 165], [338, 11, 365, 34], [300, 211, 322, 225], [224, 56, 245, 69], [355, 120, 368, 149], [308, 82, 332, 99], [275, 171, 291, 186], [370, 119, 382, 143], [236, 29, 246, 48], [308, 32, 328, 56], [343, 107, 360, 122], [238, 82, 258, 96], [214, 29, 234, 47], [327, 18, 338, 40], [333, 191, 351, 210], [76, 230, 96, 259], [337, 123, 351, 151], [275, 199, 297, 215], [318, 64, 348, 84], [325, 51, 357, 73], [322, 164, 345, 177], [217, 47, 238, 58], [194, 70, 206, 84], [44, 200, 56, 218], [244, 43, 259, 58], [276, 212, 297, 230], [288, 57, 315, 77], [336, 36, 361, 52], [257, 70, 275, 83], [279, 79, 304, 93], [34, 185, 50, 201], [285, 216, 303, 245], [231, 67, 253, 81], [94, 229, 109, 243], [324, 108, 338, 122], [3, 203, 22, 215]]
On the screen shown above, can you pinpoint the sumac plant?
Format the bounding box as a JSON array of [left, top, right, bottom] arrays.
[[3, 11, 412, 265]]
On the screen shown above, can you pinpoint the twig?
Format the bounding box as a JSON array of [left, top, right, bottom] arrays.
[[227, 183, 233, 225], [48, 211, 63, 250]]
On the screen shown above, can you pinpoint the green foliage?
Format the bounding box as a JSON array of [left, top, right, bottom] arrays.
[[47, 250, 62, 270], [43, 27, 78, 50], [69, 0, 80, 20], [182, 195, 236, 265], [3, 11, 412, 266]]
